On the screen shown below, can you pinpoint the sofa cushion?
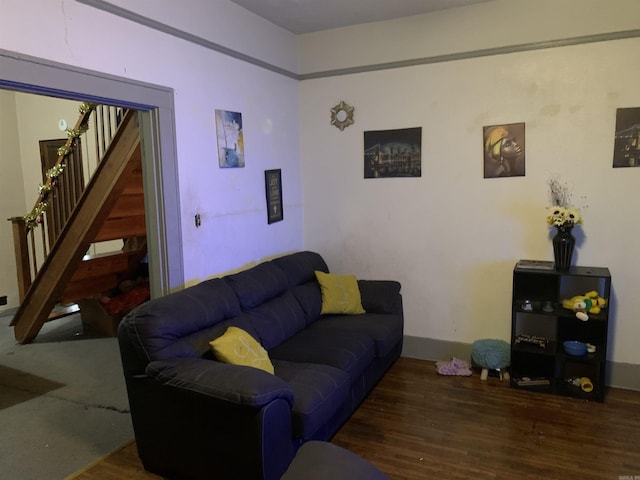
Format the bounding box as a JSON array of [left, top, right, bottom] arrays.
[[120, 278, 242, 361], [281, 441, 390, 480], [315, 271, 366, 315], [147, 357, 293, 408], [272, 252, 327, 325], [225, 261, 289, 309], [289, 282, 323, 326], [159, 315, 261, 361], [272, 251, 329, 287], [269, 329, 375, 384], [273, 360, 349, 439], [243, 291, 307, 350], [210, 327, 274, 374], [358, 280, 402, 314], [308, 313, 404, 359]]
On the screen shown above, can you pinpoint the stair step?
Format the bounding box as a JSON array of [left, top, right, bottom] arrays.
[[62, 276, 119, 304], [94, 215, 146, 242], [109, 193, 145, 217], [62, 250, 144, 303], [47, 303, 80, 322], [122, 171, 143, 195], [72, 251, 140, 280]]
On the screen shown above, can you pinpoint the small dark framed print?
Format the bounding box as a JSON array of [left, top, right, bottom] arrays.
[[265, 169, 283, 224]]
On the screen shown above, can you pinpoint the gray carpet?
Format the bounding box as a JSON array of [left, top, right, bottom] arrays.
[[0, 312, 134, 479]]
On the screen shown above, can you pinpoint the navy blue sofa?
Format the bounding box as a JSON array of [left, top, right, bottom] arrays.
[[117, 251, 403, 480]]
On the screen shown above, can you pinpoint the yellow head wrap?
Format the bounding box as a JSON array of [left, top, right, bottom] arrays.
[[485, 126, 509, 160]]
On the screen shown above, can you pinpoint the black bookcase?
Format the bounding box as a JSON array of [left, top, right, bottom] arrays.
[[510, 261, 611, 402]]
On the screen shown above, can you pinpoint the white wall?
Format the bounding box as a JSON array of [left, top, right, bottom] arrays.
[[0, 0, 304, 294], [299, 2, 640, 366], [298, 0, 640, 74], [0, 91, 25, 313], [103, 0, 299, 74], [14, 95, 89, 216]]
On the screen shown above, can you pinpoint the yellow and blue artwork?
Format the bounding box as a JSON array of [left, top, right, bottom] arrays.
[[215, 109, 245, 168]]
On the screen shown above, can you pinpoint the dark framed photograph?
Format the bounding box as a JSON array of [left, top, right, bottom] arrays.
[[364, 127, 422, 178], [264, 169, 283, 224]]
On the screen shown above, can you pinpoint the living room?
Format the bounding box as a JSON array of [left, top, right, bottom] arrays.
[[1, 0, 639, 477], [3, 0, 639, 383]]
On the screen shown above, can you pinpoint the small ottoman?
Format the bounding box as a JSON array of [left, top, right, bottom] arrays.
[[471, 339, 511, 381], [281, 441, 388, 480]]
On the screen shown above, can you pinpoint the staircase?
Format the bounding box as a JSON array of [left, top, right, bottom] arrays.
[[9, 107, 147, 344]]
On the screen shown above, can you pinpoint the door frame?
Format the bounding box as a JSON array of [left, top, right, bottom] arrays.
[[0, 48, 184, 299]]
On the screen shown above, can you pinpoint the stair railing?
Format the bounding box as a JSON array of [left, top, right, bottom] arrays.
[[9, 103, 127, 302]]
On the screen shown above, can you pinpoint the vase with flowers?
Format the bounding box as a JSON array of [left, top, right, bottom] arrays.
[[546, 179, 583, 271]]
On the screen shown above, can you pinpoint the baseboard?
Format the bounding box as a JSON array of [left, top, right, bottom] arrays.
[[401, 335, 640, 392], [0, 306, 18, 319]]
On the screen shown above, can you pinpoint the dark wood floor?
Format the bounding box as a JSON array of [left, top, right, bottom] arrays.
[[68, 357, 640, 479], [333, 357, 640, 479]]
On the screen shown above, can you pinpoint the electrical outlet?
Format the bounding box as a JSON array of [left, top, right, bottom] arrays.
[[195, 214, 201, 227], [0, 295, 7, 306]]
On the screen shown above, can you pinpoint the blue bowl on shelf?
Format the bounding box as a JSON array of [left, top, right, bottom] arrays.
[[563, 340, 588, 356]]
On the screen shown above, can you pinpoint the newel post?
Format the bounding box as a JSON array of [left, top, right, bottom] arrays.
[[9, 217, 32, 302]]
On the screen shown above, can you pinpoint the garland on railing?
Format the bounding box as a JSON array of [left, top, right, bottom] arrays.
[[23, 102, 97, 229]]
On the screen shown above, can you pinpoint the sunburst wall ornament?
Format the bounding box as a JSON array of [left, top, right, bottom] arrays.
[[330, 101, 355, 131]]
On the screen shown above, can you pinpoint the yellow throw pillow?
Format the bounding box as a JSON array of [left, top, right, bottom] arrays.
[[315, 270, 366, 315], [209, 327, 274, 374]]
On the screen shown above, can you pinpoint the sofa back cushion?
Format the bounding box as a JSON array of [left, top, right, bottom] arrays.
[[120, 278, 245, 361], [272, 251, 328, 325], [225, 260, 315, 349], [225, 261, 289, 309], [242, 291, 307, 350], [272, 251, 328, 287]]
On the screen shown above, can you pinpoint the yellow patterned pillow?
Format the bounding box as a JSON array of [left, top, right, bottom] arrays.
[[209, 327, 274, 374], [315, 270, 366, 315]]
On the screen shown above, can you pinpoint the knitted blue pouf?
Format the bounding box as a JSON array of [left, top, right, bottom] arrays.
[[471, 339, 510, 381]]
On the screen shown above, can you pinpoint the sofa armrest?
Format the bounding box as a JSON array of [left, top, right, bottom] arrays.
[[146, 357, 294, 409], [358, 280, 402, 314]]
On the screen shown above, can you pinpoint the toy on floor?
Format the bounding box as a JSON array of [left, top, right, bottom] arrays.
[[471, 339, 511, 381], [562, 290, 607, 321], [435, 357, 472, 376]]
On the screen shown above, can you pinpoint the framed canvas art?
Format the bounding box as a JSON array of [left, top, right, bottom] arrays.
[[483, 122, 525, 178], [215, 109, 245, 168], [364, 127, 422, 178]]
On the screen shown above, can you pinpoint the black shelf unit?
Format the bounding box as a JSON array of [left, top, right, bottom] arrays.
[[510, 262, 611, 402]]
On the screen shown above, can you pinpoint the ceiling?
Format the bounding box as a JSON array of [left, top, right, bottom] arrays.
[[229, 0, 491, 35]]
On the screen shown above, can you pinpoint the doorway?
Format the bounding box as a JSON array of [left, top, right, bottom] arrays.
[[0, 48, 183, 310]]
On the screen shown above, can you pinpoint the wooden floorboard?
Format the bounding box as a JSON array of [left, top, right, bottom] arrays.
[[67, 357, 640, 479]]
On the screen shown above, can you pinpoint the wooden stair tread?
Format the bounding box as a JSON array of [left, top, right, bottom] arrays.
[[109, 193, 145, 217], [62, 249, 146, 303], [94, 215, 146, 242], [47, 303, 80, 321], [71, 250, 143, 280]]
